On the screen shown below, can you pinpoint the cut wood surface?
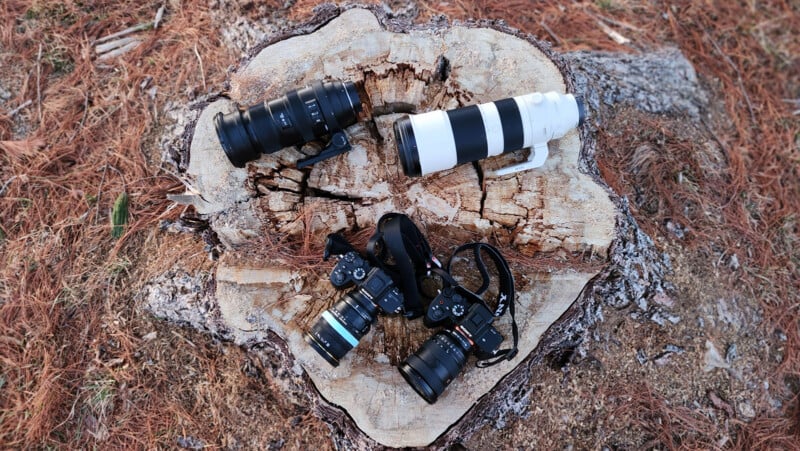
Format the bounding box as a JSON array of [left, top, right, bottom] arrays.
[[181, 8, 616, 447]]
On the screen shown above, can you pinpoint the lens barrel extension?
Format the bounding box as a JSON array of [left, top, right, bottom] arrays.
[[394, 92, 586, 177], [398, 330, 472, 404], [304, 290, 378, 367], [215, 80, 361, 168]]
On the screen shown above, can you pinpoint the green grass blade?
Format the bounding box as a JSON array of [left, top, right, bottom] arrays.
[[111, 192, 128, 239]]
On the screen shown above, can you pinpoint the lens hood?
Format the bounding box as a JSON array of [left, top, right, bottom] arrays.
[[214, 110, 261, 168]]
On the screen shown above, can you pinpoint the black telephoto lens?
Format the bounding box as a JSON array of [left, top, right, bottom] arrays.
[[398, 330, 471, 404], [214, 80, 362, 168], [304, 290, 377, 367]]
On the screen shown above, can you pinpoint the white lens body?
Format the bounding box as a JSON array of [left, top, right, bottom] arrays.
[[514, 92, 581, 148], [397, 91, 584, 176], [407, 110, 459, 176]]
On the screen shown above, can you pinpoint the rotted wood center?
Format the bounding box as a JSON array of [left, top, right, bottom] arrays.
[[182, 8, 616, 448]]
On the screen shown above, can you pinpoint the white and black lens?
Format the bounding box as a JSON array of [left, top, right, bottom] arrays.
[[394, 92, 586, 177]]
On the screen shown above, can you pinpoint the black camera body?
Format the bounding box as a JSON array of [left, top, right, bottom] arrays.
[[424, 286, 503, 357], [303, 217, 518, 405], [400, 286, 505, 404], [305, 234, 404, 367]]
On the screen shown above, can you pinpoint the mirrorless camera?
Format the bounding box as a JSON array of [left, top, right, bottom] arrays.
[[399, 285, 504, 403], [304, 234, 404, 367]]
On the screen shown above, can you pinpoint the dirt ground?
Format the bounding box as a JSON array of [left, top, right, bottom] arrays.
[[1, 1, 798, 449]]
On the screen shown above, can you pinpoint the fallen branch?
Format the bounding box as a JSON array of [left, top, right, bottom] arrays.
[[596, 20, 631, 45], [95, 23, 151, 45], [6, 99, 32, 118], [94, 5, 166, 61], [97, 39, 143, 61], [95, 36, 142, 54], [193, 45, 206, 90], [36, 43, 42, 125]]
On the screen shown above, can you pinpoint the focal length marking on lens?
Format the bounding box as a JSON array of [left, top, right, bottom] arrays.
[[321, 311, 359, 347]]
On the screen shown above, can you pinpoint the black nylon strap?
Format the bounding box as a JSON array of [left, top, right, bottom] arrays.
[[446, 243, 519, 367], [366, 213, 441, 318], [365, 214, 518, 366]]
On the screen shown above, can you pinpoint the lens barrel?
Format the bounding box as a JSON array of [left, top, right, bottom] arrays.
[[398, 330, 471, 404], [304, 290, 377, 367], [393, 92, 585, 177], [215, 80, 362, 168]]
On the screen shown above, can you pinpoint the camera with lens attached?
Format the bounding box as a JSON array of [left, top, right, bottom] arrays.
[[304, 234, 404, 367], [214, 80, 363, 169], [399, 285, 505, 404]]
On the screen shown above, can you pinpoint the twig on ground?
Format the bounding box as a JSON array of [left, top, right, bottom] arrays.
[[780, 98, 800, 115], [68, 92, 90, 143], [94, 23, 152, 44], [94, 5, 166, 61], [95, 163, 109, 224], [171, 330, 197, 348], [193, 45, 207, 91], [95, 36, 142, 55], [36, 44, 42, 125], [97, 40, 143, 61], [154, 5, 165, 30], [6, 99, 32, 118], [596, 20, 631, 45], [539, 20, 562, 46], [0, 176, 18, 197]]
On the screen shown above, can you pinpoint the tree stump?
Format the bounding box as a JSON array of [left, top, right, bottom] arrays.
[[176, 7, 616, 447]]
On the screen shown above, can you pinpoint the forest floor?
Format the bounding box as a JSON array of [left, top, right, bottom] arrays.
[[1, 1, 798, 449]]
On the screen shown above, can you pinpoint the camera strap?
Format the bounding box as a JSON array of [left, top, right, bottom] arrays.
[[443, 243, 519, 367], [366, 213, 442, 319], [365, 214, 518, 366]]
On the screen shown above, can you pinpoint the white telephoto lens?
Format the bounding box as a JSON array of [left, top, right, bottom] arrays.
[[394, 91, 585, 177]]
